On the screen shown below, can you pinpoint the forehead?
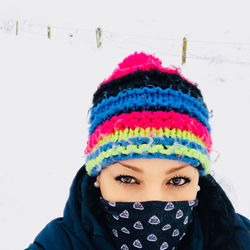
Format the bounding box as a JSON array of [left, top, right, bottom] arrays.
[[120, 158, 188, 168], [109, 158, 194, 173]]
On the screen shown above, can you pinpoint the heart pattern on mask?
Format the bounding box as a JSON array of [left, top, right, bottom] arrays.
[[164, 202, 175, 211], [119, 210, 129, 219], [147, 233, 157, 242], [100, 197, 198, 250], [162, 224, 171, 231], [112, 229, 118, 237], [121, 244, 129, 250], [108, 201, 116, 207], [183, 216, 189, 225], [121, 227, 130, 234], [112, 214, 119, 220], [148, 215, 160, 225], [172, 229, 180, 237], [188, 200, 196, 206], [133, 202, 144, 210], [176, 209, 184, 219], [133, 239, 142, 248], [179, 232, 186, 241], [160, 241, 169, 250], [133, 221, 144, 230]]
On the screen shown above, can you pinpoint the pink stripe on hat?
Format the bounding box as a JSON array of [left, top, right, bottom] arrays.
[[84, 110, 212, 155]]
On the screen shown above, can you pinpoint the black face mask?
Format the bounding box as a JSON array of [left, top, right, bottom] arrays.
[[99, 197, 198, 250]]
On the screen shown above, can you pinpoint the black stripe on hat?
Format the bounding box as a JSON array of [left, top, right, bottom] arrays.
[[92, 69, 206, 109]]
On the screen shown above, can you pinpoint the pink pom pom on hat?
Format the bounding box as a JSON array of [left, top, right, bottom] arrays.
[[99, 51, 196, 87], [84, 51, 212, 177]]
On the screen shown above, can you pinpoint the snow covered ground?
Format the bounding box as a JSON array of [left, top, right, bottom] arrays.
[[1, 1, 250, 249]]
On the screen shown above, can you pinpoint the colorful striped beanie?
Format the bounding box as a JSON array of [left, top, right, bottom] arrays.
[[84, 51, 212, 177]]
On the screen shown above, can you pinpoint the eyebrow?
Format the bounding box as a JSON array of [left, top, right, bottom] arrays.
[[166, 164, 190, 174], [116, 161, 190, 174]]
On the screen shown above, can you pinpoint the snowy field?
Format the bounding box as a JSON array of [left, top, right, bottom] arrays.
[[1, 1, 250, 249]]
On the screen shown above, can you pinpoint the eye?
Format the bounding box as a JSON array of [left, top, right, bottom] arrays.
[[115, 175, 139, 185], [168, 176, 191, 187]]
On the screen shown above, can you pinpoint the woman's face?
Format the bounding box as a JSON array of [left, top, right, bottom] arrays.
[[97, 158, 199, 202]]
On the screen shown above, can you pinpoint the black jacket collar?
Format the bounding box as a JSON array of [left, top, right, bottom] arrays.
[[195, 174, 249, 250]]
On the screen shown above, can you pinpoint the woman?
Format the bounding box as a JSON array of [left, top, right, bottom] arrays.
[[26, 51, 250, 250]]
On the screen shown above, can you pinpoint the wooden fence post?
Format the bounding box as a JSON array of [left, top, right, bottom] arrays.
[[182, 37, 187, 65], [96, 27, 102, 48], [48, 25, 51, 39], [16, 21, 18, 36]]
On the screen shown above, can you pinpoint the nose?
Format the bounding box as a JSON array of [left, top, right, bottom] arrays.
[[139, 186, 172, 202]]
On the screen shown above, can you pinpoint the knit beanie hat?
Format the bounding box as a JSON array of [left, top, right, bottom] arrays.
[[84, 51, 212, 177]]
